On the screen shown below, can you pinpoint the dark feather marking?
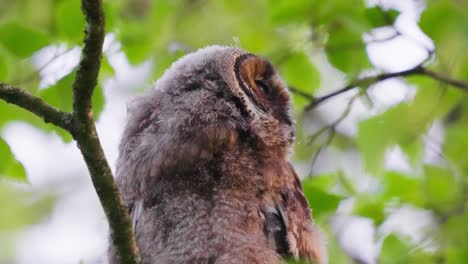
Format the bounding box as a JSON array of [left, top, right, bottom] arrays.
[[262, 206, 290, 256], [230, 94, 250, 119]]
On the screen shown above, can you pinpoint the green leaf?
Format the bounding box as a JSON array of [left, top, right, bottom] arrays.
[[100, 55, 115, 77], [357, 109, 395, 175], [120, 1, 178, 64], [40, 72, 74, 112], [442, 212, 468, 244], [353, 195, 385, 224], [441, 212, 468, 262], [0, 22, 49, 58], [380, 233, 435, 263], [357, 80, 451, 175], [379, 234, 410, 264], [173, 1, 281, 54], [55, 0, 85, 42], [323, 3, 371, 75], [0, 1, 54, 33], [444, 124, 468, 176], [0, 183, 55, 230], [423, 165, 460, 213], [279, 51, 320, 97], [103, 2, 118, 33], [3, 59, 40, 93], [37, 73, 75, 141], [0, 137, 27, 183], [409, 76, 463, 119], [0, 50, 8, 80], [325, 27, 370, 75], [302, 178, 343, 217], [267, 0, 314, 24], [419, 1, 468, 80], [119, 20, 154, 65], [286, 258, 309, 264], [4, 160, 27, 183], [382, 171, 424, 206], [399, 138, 423, 168], [0, 137, 13, 173], [40, 71, 106, 122], [306, 173, 336, 190], [365, 7, 399, 27], [336, 170, 356, 195]]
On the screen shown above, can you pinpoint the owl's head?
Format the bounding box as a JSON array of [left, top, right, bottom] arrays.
[[118, 46, 295, 198], [121, 46, 294, 177], [156, 45, 293, 145]]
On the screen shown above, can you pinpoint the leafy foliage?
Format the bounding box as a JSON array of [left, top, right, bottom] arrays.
[[0, 22, 49, 58], [0, 137, 26, 182], [0, 182, 56, 262]]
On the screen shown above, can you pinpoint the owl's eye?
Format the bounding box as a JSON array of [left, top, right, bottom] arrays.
[[255, 80, 271, 94]]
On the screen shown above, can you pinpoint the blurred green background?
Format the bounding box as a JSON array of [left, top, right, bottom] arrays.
[[1, 0, 468, 263]]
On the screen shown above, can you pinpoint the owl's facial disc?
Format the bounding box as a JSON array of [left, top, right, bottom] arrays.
[[233, 54, 292, 126]]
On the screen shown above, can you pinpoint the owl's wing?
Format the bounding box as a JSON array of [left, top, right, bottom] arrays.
[[264, 164, 327, 264], [129, 200, 144, 232]]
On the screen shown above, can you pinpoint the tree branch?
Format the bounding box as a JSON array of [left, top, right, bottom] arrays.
[[288, 86, 315, 101], [0, 83, 73, 130], [305, 67, 423, 110], [302, 66, 468, 111], [72, 0, 106, 123], [0, 1, 141, 263], [70, 1, 141, 264], [420, 67, 468, 91]]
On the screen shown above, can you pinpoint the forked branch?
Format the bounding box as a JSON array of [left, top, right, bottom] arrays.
[[291, 66, 468, 111], [0, 1, 141, 263]]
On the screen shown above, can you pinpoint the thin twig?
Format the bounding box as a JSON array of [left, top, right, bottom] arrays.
[[0, 82, 73, 130], [420, 67, 468, 91], [289, 86, 315, 101], [15, 48, 72, 86], [302, 66, 468, 111], [307, 93, 359, 174], [365, 31, 400, 44], [305, 67, 424, 110], [308, 128, 336, 175]]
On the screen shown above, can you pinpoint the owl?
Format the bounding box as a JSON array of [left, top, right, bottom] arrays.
[[110, 46, 326, 264]]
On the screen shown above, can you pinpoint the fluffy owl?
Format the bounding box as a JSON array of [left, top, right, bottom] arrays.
[[110, 46, 326, 264]]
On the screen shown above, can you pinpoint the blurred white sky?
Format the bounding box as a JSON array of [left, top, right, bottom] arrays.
[[1, 1, 445, 263]]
